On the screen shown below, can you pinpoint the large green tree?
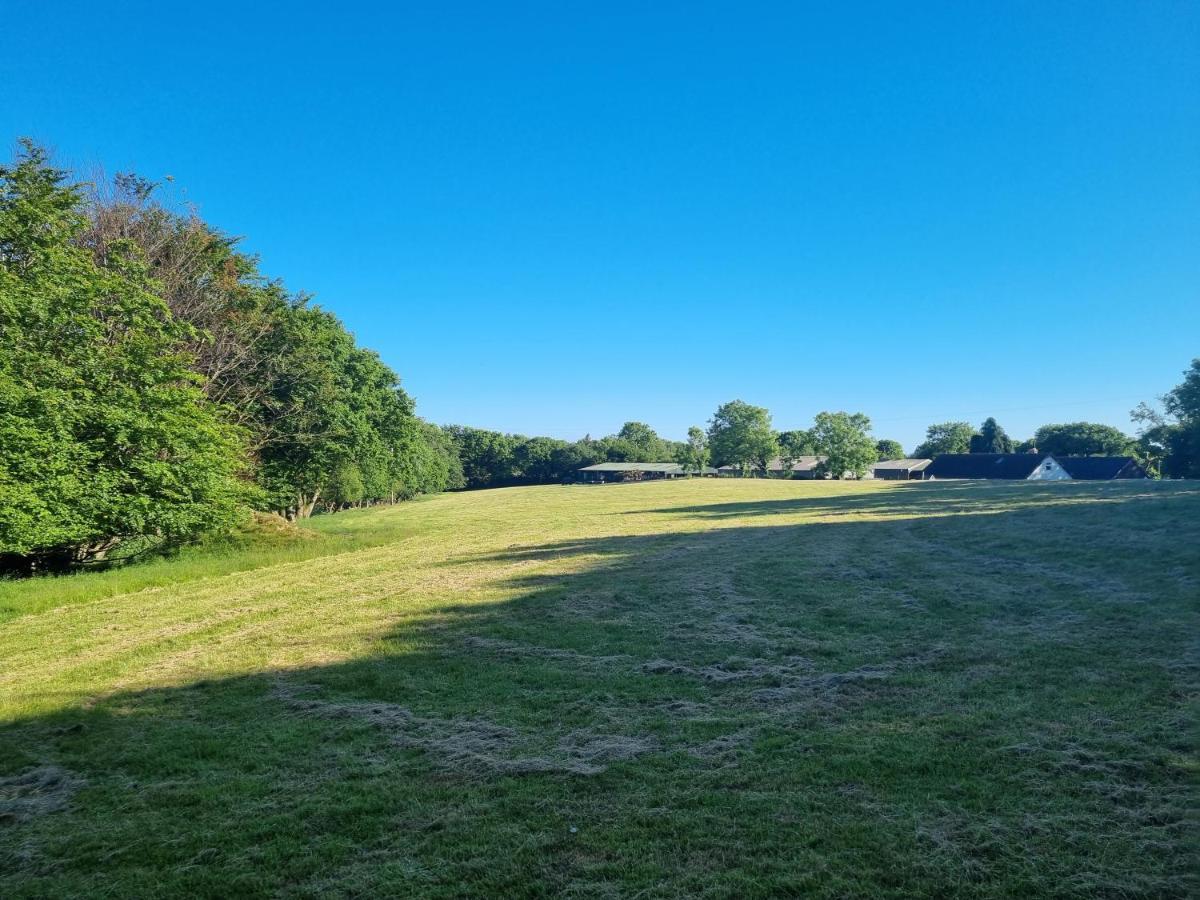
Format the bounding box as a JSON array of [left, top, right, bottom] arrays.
[[969, 417, 1015, 453], [0, 142, 248, 568], [1032, 422, 1133, 458], [811, 412, 877, 479], [707, 401, 776, 475], [913, 421, 976, 458], [615, 421, 668, 461]]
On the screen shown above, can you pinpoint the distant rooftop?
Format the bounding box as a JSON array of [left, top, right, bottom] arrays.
[[1055, 456, 1145, 479], [578, 462, 718, 474], [872, 458, 932, 471], [718, 456, 825, 472], [924, 453, 1046, 479]]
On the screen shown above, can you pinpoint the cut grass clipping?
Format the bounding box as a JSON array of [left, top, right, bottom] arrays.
[[1, 479, 1197, 898]]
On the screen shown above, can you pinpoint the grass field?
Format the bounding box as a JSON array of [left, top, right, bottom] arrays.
[[1, 478, 1197, 898]]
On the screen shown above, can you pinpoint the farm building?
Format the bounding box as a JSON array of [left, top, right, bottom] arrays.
[[1056, 456, 1147, 480], [924, 454, 1071, 481], [717, 456, 827, 478], [577, 462, 717, 483], [871, 458, 932, 480]]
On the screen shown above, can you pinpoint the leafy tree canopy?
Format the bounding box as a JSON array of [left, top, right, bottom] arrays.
[[676, 426, 710, 474], [811, 412, 877, 479], [969, 417, 1015, 454], [0, 141, 249, 567], [1032, 422, 1133, 458], [707, 401, 776, 474], [913, 421, 976, 458], [1132, 358, 1200, 478], [875, 439, 904, 461]]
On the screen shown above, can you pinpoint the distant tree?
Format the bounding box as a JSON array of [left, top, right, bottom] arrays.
[[913, 421, 976, 458], [811, 412, 877, 479], [775, 429, 816, 477], [513, 436, 568, 483], [969, 417, 1015, 454], [549, 439, 604, 481], [615, 421, 668, 461], [443, 426, 516, 488], [875, 439, 904, 461], [1015, 438, 1038, 454], [707, 401, 776, 476], [596, 435, 640, 462], [676, 426, 710, 475], [1132, 358, 1200, 478], [1033, 422, 1133, 458]]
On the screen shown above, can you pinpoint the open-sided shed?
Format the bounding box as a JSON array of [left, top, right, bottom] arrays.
[[578, 462, 717, 483], [871, 458, 932, 480]]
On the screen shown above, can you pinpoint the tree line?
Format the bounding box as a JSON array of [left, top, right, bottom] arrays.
[[2, 141, 1196, 571], [1, 141, 460, 571]]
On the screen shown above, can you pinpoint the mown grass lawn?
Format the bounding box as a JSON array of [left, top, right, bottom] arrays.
[[1, 479, 1197, 898]]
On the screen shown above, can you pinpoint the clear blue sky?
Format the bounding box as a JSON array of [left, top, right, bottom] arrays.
[[4, 2, 1198, 451]]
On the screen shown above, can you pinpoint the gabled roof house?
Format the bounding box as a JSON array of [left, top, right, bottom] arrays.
[[924, 454, 1070, 481]]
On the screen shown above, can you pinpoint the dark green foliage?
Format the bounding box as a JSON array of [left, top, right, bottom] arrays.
[[875, 439, 904, 461], [80, 153, 449, 519], [614, 421, 669, 461], [1133, 358, 1200, 478], [0, 141, 454, 570], [777, 429, 816, 474], [1032, 422, 1133, 458], [969, 417, 1015, 453], [0, 142, 249, 567], [913, 421, 976, 458]]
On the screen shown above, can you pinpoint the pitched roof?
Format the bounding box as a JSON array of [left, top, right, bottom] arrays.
[[923, 453, 1046, 479], [1055, 456, 1146, 480], [579, 462, 684, 473], [578, 462, 718, 474], [872, 458, 931, 471], [719, 456, 826, 472]]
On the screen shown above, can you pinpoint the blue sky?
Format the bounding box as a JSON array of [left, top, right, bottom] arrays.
[[4, 2, 1197, 451]]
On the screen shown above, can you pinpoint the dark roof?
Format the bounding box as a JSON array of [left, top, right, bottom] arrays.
[[1055, 456, 1146, 480], [924, 453, 1046, 479], [871, 458, 931, 471]]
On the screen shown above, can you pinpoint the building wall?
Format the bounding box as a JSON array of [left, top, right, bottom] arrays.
[[1026, 457, 1072, 481]]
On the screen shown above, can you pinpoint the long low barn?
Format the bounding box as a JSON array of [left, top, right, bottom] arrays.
[[871, 458, 932, 480], [924, 454, 1146, 481], [578, 462, 718, 482], [717, 456, 826, 478]]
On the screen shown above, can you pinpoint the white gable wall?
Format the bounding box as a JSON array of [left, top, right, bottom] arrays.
[[1026, 456, 1072, 481]]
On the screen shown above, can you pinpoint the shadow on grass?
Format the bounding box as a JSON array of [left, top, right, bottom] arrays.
[[628, 478, 1193, 521], [2, 484, 1197, 897]]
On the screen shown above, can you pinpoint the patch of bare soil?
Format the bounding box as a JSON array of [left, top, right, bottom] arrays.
[[0, 766, 85, 825]]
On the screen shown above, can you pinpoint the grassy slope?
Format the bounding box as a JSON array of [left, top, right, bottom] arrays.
[[0, 479, 1197, 898]]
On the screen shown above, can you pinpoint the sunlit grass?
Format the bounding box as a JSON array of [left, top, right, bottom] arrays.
[[1, 478, 1197, 897]]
